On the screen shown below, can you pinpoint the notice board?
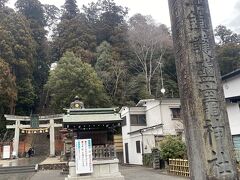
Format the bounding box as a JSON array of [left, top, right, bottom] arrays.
[[75, 139, 93, 174], [2, 145, 11, 159]]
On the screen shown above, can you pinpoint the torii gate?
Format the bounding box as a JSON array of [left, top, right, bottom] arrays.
[[4, 114, 63, 157]]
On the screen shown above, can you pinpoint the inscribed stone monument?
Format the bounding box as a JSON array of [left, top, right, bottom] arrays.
[[168, 0, 239, 179]]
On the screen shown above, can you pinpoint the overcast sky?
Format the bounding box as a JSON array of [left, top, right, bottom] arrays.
[[7, 0, 240, 33]]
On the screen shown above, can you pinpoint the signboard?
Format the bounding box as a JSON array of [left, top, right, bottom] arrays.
[[75, 139, 93, 174], [2, 145, 11, 159], [30, 114, 39, 128]]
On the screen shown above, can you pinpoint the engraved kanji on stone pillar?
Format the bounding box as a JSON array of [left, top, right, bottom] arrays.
[[168, 0, 238, 179]]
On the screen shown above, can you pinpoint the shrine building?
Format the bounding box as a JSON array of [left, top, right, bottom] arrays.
[[62, 97, 123, 161]]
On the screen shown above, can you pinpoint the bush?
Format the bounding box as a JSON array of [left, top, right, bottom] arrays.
[[159, 135, 186, 161], [143, 153, 153, 167]]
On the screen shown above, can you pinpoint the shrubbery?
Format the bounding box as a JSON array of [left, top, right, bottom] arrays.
[[159, 135, 187, 161]]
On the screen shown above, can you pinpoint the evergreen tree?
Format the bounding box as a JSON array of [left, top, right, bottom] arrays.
[[52, 13, 96, 63], [83, 0, 128, 45], [216, 43, 240, 75], [95, 41, 126, 105], [15, 0, 46, 26], [0, 58, 17, 115], [215, 25, 240, 75], [51, 0, 93, 63], [45, 52, 110, 112], [43, 4, 60, 28], [16, 0, 50, 113], [0, 58, 16, 139], [62, 0, 79, 20], [0, 7, 36, 115]]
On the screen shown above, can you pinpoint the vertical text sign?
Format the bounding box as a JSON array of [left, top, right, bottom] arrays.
[[30, 114, 39, 128], [75, 139, 93, 174]]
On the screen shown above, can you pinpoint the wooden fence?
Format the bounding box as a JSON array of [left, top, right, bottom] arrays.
[[113, 135, 123, 152], [169, 159, 190, 177]]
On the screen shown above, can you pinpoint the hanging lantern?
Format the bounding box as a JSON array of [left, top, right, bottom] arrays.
[[21, 130, 25, 133], [45, 129, 48, 133], [40, 130, 42, 133], [34, 131, 37, 133]]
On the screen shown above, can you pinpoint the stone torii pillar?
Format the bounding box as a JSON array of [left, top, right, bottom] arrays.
[[49, 119, 55, 157], [168, 0, 238, 179], [5, 114, 63, 158], [13, 120, 20, 157]]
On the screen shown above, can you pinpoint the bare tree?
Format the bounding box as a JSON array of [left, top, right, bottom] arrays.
[[128, 14, 172, 96]]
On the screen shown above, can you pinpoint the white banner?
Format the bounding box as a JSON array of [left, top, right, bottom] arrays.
[[75, 139, 93, 174], [2, 145, 11, 159]]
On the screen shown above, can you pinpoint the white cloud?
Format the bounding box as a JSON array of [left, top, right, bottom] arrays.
[[7, 0, 240, 32], [228, 0, 240, 33]]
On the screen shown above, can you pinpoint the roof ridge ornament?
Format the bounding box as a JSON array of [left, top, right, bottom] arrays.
[[70, 96, 85, 109]]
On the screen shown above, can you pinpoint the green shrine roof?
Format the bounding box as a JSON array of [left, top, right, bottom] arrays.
[[63, 108, 122, 123]]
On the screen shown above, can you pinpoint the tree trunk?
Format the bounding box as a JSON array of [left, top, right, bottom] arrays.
[[9, 98, 15, 115], [148, 77, 152, 96]]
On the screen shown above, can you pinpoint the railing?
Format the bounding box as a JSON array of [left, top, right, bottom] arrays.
[[92, 145, 116, 160], [70, 145, 116, 161], [169, 159, 190, 177]]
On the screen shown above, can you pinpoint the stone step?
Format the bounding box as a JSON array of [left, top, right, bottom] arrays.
[[0, 165, 36, 174]]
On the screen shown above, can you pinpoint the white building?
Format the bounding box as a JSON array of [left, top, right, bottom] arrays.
[[222, 69, 240, 157], [119, 70, 240, 165], [120, 99, 183, 165]]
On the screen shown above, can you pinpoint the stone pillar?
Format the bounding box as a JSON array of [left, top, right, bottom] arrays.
[[13, 120, 20, 158], [168, 0, 238, 179], [49, 119, 55, 157]]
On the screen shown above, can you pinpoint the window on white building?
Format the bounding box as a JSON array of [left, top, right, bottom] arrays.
[[122, 116, 127, 126], [170, 108, 181, 119], [130, 114, 146, 126], [136, 140, 141, 153]]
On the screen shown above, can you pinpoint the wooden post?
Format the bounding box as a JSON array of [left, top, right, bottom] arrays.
[[168, 0, 239, 179]]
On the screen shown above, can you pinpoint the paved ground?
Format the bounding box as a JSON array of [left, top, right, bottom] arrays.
[[0, 156, 46, 167], [0, 166, 188, 180], [0, 156, 47, 180], [29, 166, 189, 180], [0, 172, 35, 180], [120, 165, 188, 180], [31, 170, 66, 180], [40, 157, 66, 165], [0, 156, 189, 180]]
